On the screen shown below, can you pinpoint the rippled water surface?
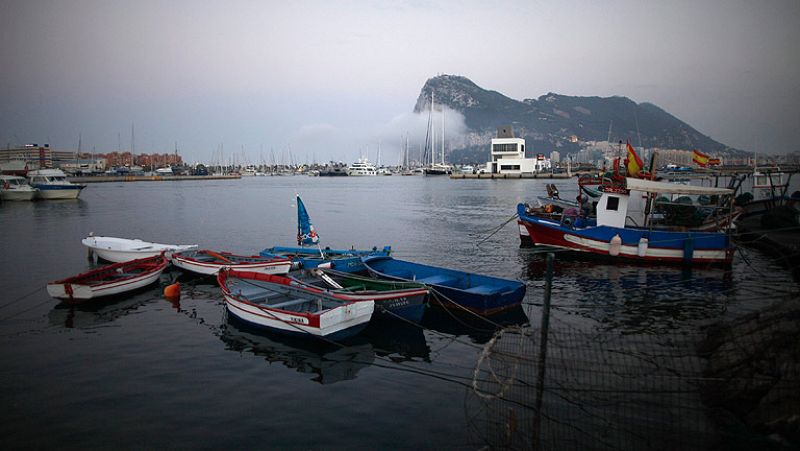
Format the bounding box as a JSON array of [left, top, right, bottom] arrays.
[[0, 176, 795, 449]]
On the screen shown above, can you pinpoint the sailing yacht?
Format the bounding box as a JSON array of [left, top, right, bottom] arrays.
[[423, 92, 452, 176]]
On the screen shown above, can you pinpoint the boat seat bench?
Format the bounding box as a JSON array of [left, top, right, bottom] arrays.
[[462, 285, 498, 295], [416, 275, 460, 286], [270, 298, 313, 309]]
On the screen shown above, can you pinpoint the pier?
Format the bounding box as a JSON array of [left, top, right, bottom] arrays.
[[68, 174, 241, 183], [449, 172, 571, 180]]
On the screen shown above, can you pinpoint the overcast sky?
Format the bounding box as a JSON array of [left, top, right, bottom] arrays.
[[1, 0, 798, 163]]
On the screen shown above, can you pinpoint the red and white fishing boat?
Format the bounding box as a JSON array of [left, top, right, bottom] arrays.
[[171, 249, 292, 276], [218, 269, 374, 339], [47, 254, 169, 303]]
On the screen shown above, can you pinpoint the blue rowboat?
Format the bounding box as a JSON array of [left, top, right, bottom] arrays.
[[361, 256, 526, 316], [260, 246, 392, 273]]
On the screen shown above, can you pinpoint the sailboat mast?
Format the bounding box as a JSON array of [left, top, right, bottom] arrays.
[[431, 91, 435, 167], [405, 134, 409, 169], [441, 107, 445, 165]]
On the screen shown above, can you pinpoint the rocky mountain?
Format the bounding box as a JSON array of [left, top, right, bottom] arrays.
[[414, 75, 740, 163]]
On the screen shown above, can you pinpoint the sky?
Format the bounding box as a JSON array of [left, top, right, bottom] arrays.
[[1, 0, 798, 164]]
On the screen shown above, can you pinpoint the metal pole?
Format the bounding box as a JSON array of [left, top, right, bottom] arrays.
[[532, 252, 554, 449]]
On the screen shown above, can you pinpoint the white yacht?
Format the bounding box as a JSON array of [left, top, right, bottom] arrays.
[[347, 158, 377, 176], [0, 175, 38, 201], [27, 169, 86, 199]]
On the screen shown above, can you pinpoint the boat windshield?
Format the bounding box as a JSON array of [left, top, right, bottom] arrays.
[[49, 176, 67, 182]]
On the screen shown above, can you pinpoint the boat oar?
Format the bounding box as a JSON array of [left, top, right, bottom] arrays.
[[205, 250, 233, 264]]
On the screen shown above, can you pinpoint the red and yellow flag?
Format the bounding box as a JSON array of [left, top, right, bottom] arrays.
[[624, 142, 644, 177], [692, 150, 709, 167]]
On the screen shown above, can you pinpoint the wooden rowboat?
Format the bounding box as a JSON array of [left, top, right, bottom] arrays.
[[289, 268, 429, 322], [47, 254, 169, 303], [82, 235, 197, 263], [171, 249, 292, 276], [218, 269, 374, 340], [361, 256, 526, 316]]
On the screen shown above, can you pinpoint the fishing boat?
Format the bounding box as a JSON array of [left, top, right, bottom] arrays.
[[171, 249, 292, 276], [218, 269, 374, 340], [361, 256, 526, 316], [82, 234, 198, 263], [47, 254, 169, 303], [0, 175, 38, 201], [517, 176, 737, 266], [260, 195, 392, 272], [735, 166, 796, 217], [289, 268, 430, 322], [27, 169, 86, 199]]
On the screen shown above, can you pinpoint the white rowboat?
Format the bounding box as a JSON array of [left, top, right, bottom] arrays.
[[82, 235, 198, 263], [172, 249, 292, 276]]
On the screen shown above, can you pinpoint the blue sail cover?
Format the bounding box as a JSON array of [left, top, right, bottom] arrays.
[[296, 195, 320, 246]]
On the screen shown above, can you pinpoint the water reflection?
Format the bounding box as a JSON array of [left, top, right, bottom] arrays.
[[219, 312, 432, 384], [422, 305, 530, 344], [220, 314, 375, 384], [521, 251, 734, 333], [48, 291, 159, 329]]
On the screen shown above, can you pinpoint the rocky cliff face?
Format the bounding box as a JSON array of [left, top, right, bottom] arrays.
[[414, 74, 739, 160]]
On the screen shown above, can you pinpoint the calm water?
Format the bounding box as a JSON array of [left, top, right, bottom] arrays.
[[0, 176, 796, 449]]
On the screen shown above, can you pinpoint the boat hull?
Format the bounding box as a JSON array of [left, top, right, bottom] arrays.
[[1, 189, 37, 201], [47, 255, 168, 303], [261, 246, 392, 273], [362, 256, 526, 316], [34, 185, 84, 199], [517, 204, 734, 266], [171, 253, 292, 276], [82, 236, 198, 263], [223, 293, 373, 339], [289, 271, 429, 323]]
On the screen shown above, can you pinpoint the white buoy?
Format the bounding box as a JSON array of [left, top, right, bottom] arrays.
[[609, 234, 622, 256], [637, 237, 649, 257]]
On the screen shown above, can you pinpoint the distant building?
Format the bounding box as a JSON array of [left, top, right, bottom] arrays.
[[487, 125, 551, 174], [550, 150, 560, 164]]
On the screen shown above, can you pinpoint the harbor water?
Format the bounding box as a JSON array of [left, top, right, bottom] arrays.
[[1, 176, 797, 449]]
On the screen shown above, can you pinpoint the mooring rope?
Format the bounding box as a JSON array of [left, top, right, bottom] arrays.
[[473, 214, 519, 246]]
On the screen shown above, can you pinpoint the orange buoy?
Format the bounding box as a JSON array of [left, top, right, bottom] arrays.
[[164, 282, 181, 300]]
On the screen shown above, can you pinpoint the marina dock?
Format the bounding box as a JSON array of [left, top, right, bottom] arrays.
[[450, 172, 571, 179], [68, 174, 241, 183]]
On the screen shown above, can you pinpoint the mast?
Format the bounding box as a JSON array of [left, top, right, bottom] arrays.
[[441, 107, 445, 166], [431, 91, 435, 167], [405, 134, 409, 169]]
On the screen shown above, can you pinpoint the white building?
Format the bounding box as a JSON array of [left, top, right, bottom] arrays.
[[487, 126, 551, 174], [550, 150, 560, 164]]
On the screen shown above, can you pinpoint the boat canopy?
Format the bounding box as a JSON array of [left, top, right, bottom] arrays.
[[625, 177, 733, 195]]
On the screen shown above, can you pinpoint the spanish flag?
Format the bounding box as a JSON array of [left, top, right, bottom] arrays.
[[624, 142, 644, 177], [692, 150, 709, 167]]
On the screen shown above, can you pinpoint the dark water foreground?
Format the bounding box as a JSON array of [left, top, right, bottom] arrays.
[[1, 176, 797, 449]]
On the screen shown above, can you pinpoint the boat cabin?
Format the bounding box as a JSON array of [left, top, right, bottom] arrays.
[[595, 190, 630, 228], [28, 169, 69, 185]]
